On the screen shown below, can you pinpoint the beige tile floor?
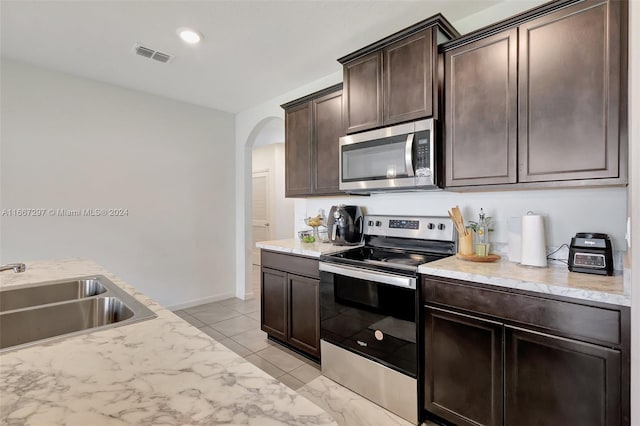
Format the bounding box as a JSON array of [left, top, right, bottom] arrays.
[[173, 264, 436, 426], [174, 295, 321, 392]]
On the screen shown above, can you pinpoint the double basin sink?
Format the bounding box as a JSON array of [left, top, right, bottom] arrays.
[[0, 275, 157, 353]]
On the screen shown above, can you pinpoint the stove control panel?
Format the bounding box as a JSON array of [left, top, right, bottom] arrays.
[[389, 219, 419, 230], [364, 215, 455, 242]]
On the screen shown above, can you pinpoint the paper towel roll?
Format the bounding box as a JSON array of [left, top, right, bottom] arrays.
[[520, 214, 547, 267]]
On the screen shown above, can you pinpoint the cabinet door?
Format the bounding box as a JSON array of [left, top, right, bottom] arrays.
[[518, 0, 622, 182], [288, 274, 320, 358], [343, 51, 383, 133], [285, 102, 312, 196], [261, 267, 287, 341], [384, 28, 434, 125], [313, 90, 343, 195], [445, 29, 518, 187], [424, 306, 503, 426], [505, 326, 621, 426]]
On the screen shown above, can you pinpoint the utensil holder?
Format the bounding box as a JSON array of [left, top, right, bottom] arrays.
[[458, 233, 474, 256]]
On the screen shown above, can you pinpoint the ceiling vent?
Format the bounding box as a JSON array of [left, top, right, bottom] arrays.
[[133, 43, 173, 63]]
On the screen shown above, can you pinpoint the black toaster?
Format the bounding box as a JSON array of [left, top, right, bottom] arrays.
[[568, 232, 614, 276]]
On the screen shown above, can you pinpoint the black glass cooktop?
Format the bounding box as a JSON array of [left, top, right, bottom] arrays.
[[322, 246, 446, 274]]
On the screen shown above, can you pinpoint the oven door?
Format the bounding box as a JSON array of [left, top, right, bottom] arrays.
[[319, 262, 417, 377]]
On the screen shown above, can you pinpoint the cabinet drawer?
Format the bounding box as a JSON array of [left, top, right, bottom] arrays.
[[261, 250, 320, 279], [423, 277, 621, 346]]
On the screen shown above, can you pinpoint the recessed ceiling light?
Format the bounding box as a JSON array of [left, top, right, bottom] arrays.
[[177, 28, 202, 44]]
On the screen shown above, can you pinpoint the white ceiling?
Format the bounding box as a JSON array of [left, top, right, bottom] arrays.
[[1, 1, 502, 113]]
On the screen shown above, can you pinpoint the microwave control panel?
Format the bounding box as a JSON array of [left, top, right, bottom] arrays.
[[415, 137, 430, 169], [413, 130, 432, 178]]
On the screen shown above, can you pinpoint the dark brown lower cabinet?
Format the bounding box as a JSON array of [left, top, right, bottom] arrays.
[[260, 250, 321, 359], [505, 326, 621, 426], [422, 276, 629, 426], [288, 274, 320, 357], [261, 267, 287, 342], [424, 306, 503, 426]]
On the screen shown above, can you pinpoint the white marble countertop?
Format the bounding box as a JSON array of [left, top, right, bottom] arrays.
[[256, 238, 359, 258], [418, 256, 629, 307], [0, 259, 336, 425]]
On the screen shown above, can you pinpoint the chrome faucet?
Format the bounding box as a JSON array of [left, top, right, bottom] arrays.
[[0, 263, 26, 273]]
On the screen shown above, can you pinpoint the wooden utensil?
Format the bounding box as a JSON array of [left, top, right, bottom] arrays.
[[448, 210, 464, 236], [449, 206, 467, 236]]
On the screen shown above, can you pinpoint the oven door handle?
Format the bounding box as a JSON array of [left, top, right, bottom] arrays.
[[319, 262, 416, 290]]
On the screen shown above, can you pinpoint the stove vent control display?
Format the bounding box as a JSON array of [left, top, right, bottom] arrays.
[[389, 220, 419, 230]]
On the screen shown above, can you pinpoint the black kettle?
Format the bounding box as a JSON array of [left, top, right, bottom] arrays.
[[327, 205, 364, 245]]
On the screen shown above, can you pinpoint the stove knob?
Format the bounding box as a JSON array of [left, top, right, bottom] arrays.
[[368, 220, 374, 226], [427, 223, 435, 230], [438, 223, 446, 230], [375, 221, 382, 227]]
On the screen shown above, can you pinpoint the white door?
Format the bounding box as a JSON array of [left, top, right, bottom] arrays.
[[252, 170, 270, 265]]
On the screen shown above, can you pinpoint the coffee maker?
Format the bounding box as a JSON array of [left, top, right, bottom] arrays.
[[327, 205, 364, 245]]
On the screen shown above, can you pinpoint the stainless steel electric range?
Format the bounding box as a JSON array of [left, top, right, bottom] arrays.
[[319, 215, 456, 424]]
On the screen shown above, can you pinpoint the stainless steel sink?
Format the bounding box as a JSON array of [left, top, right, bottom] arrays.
[[0, 278, 106, 312], [0, 275, 156, 353]]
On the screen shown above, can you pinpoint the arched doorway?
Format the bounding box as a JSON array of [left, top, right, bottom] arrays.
[[240, 116, 287, 299]]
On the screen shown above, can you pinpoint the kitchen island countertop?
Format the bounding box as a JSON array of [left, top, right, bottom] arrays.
[[0, 259, 336, 425], [256, 238, 359, 258], [418, 256, 629, 306]]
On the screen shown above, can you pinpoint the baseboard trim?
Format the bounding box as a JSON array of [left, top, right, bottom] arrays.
[[166, 292, 235, 311]]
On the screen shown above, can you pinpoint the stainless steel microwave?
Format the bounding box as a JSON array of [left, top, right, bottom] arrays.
[[339, 119, 438, 193]]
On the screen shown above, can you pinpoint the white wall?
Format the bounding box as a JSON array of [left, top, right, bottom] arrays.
[[252, 143, 294, 240], [628, 0, 639, 419], [299, 188, 628, 252], [0, 60, 237, 309], [453, 0, 549, 33]]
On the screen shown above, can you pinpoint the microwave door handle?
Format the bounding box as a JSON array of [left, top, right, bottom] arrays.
[[405, 133, 415, 177]]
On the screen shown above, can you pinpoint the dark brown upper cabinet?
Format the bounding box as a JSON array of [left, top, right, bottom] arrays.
[[384, 30, 435, 126], [339, 15, 460, 134], [441, 0, 627, 190], [444, 29, 518, 187], [343, 52, 383, 134], [282, 84, 343, 197], [284, 102, 313, 196], [313, 89, 344, 194], [518, 0, 623, 183]]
